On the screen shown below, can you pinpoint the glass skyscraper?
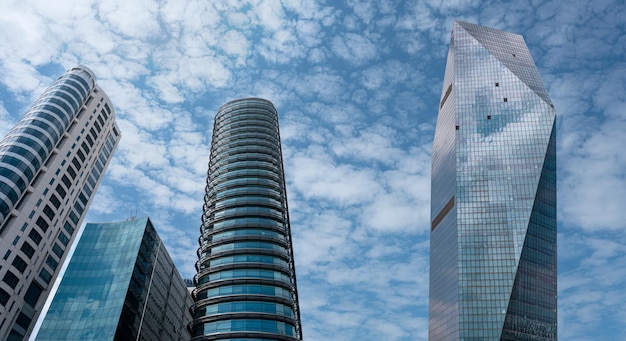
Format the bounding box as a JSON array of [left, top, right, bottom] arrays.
[[0, 66, 120, 340], [32, 217, 193, 340], [191, 98, 302, 340], [429, 21, 557, 340]]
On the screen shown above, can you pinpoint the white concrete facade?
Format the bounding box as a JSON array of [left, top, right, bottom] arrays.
[[0, 66, 120, 339]]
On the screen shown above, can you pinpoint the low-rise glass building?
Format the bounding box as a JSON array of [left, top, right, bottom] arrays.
[[32, 217, 193, 341]]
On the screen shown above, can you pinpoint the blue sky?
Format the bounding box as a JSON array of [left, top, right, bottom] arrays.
[[0, 0, 624, 340]]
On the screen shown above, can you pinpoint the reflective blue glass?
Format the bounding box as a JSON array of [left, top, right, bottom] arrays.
[[192, 98, 301, 340], [429, 21, 557, 341], [34, 218, 192, 341]]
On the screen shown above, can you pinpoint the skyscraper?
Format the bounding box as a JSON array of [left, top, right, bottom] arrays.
[[0, 66, 120, 340], [190, 98, 302, 340], [429, 21, 556, 340], [32, 217, 193, 341]]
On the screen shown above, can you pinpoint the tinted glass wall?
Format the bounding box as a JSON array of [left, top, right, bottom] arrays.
[[192, 98, 302, 340]]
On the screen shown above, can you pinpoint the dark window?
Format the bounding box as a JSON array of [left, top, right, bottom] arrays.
[[24, 283, 43, 307], [495, 82, 499, 87], [52, 243, 63, 258], [2, 271, 19, 289], [55, 184, 67, 198], [63, 221, 74, 235], [72, 157, 81, 170], [74, 201, 84, 215], [77, 149, 86, 162], [15, 313, 32, 330], [67, 165, 77, 179], [12, 256, 27, 273], [58, 231, 69, 246], [43, 205, 55, 221], [45, 255, 58, 271], [85, 135, 94, 147], [61, 175, 71, 188], [97, 114, 105, 126], [504, 98, 508, 102], [94, 121, 101, 133], [20, 242, 35, 258], [49, 194, 61, 209], [81, 141, 90, 154], [8, 329, 25, 340], [78, 193, 88, 206], [35, 216, 48, 232], [0, 287, 9, 306], [39, 268, 52, 284], [3, 250, 10, 260], [487, 115, 492, 120], [28, 229, 42, 245], [69, 210, 79, 225]]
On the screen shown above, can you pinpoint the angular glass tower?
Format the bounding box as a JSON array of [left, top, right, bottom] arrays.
[[429, 21, 557, 341], [0, 66, 120, 340], [191, 98, 302, 340], [32, 217, 193, 341]]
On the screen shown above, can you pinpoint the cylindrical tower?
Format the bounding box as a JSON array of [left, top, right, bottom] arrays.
[[191, 98, 302, 340], [0, 66, 95, 223]]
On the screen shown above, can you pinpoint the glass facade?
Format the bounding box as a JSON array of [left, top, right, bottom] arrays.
[[191, 98, 302, 340], [0, 66, 121, 339], [33, 217, 193, 341], [429, 21, 557, 341]]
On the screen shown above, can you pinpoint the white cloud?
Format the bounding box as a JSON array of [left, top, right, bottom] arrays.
[[331, 33, 378, 65], [1, 0, 625, 340]]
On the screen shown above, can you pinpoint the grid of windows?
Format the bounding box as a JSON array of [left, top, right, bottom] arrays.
[[34, 218, 192, 341], [192, 98, 301, 340], [0, 66, 122, 337], [430, 21, 557, 341]]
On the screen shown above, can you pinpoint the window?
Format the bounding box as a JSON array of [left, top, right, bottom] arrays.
[[45, 255, 58, 271], [52, 243, 63, 258], [61, 175, 71, 188], [78, 193, 88, 206], [28, 229, 42, 245], [50, 194, 61, 209], [63, 221, 74, 235], [15, 312, 32, 330], [67, 165, 77, 179], [0, 287, 10, 306], [3, 271, 19, 289], [39, 268, 52, 284], [20, 242, 35, 258], [43, 205, 55, 221], [58, 231, 69, 246], [504, 98, 508, 102], [495, 82, 499, 87], [12, 256, 27, 273], [56, 184, 67, 198], [81, 141, 90, 154], [24, 283, 43, 307], [69, 210, 79, 225], [72, 157, 81, 170], [77, 149, 86, 162]]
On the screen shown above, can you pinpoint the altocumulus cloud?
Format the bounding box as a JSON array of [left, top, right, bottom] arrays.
[[0, 0, 625, 340]]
